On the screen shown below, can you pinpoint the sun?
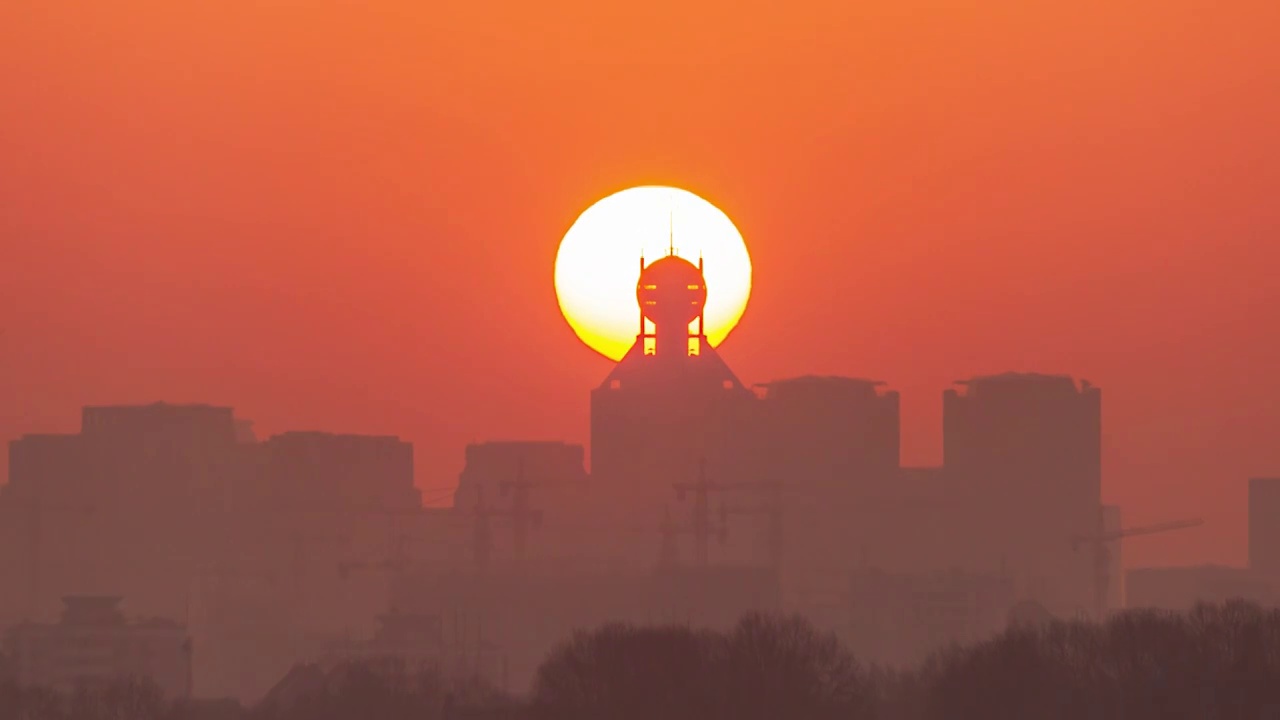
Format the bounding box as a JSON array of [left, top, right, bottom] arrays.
[[555, 186, 752, 362]]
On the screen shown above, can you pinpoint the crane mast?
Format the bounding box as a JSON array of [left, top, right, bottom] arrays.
[[1070, 512, 1204, 621]]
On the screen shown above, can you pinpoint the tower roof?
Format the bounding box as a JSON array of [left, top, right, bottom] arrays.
[[636, 255, 707, 329]]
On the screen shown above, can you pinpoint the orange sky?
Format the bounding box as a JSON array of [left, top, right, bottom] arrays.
[[2, 1, 1278, 567]]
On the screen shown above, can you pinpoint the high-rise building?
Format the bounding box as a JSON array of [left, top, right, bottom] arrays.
[[1249, 478, 1280, 579], [589, 251, 757, 518], [453, 441, 587, 513], [6, 404, 246, 621], [746, 376, 902, 611], [253, 432, 419, 513], [752, 376, 900, 486], [943, 373, 1102, 614]]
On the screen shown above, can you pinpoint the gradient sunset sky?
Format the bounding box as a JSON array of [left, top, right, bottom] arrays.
[[2, 1, 1277, 568]]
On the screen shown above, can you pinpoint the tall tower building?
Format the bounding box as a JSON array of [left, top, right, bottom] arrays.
[[752, 376, 901, 611], [6, 403, 245, 621], [1249, 478, 1280, 579], [943, 373, 1102, 615], [753, 376, 900, 487], [589, 249, 757, 519]]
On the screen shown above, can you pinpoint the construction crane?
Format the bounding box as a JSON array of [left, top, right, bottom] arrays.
[[1069, 515, 1204, 621]]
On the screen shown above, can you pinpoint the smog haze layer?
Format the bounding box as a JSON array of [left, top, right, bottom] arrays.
[[2, 0, 1278, 568]]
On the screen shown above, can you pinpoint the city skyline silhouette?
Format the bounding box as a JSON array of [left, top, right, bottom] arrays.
[[3, 1, 1277, 567], [1, 1, 1278, 715], [2, 234, 1270, 703]]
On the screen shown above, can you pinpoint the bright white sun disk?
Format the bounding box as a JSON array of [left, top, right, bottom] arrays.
[[554, 186, 752, 361]]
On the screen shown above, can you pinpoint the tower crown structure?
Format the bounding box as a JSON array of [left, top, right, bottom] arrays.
[[591, 241, 753, 523], [635, 251, 708, 359], [636, 255, 706, 329]]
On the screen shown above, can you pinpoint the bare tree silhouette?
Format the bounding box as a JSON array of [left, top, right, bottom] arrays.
[[530, 613, 872, 720], [10, 602, 1280, 720], [248, 657, 509, 720], [530, 622, 722, 720], [720, 612, 869, 720], [900, 599, 1280, 720]]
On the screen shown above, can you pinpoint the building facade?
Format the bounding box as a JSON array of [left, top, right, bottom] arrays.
[[4, 596, 191, 698], [5, 403, 245, 622], [1249, 478, 1280, 579], [1126, 565, 1276, 611], [320, 608, 506, 686], [943, 373, 1102, 616], [848, 568, 1016, 667], [252, 432, 418, 513]]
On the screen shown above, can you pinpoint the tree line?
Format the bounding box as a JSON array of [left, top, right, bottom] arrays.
[[6, 600, 1280, 719]]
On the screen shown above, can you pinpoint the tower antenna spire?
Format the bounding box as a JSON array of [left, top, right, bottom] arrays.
[[668, 208, 674, 257]]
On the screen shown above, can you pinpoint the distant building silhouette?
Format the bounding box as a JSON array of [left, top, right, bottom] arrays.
[[453, 441, 587, 516], [249, 431, 419, 513], [390, 563, 778, 692], [848, 568, 1015, 667], [234, 420, 258, 444], [943, 373, 1102, 616], [753, 376, 900, 486], [3, 245, 1221, 701], [6, 403, 243, 623], [320, 608, 505, 685], [255, 663, 327, 717], [590, 251, 757, 517], [752, 376, 900, 616], [1, 403, 425, 702], [4, 595, 191, 698], [1249, 478, 1280, 579], [1126, 565, 1275, 611]]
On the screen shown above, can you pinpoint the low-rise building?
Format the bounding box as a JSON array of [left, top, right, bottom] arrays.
[[3, 596, 191, 698], [321, 608, 506, 688], [849, 568, 1016, 667], [1125, 565, 1276, 611]]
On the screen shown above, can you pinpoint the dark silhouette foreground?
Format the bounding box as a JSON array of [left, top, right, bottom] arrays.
[[530, 612, 867, 720], [7, 601, 1280, 719]]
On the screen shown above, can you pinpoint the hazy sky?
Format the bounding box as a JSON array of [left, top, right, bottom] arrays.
[[2, 1, 1278, 567]]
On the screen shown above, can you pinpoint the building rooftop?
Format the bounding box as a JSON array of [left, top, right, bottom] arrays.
[[12, 433, 79, 443], [267, 431, 405, 443], [952, 372, 1094, 397], [754, 375, 892, 400], [83, 401, 232, 411], [466, 440, 582, 449], [1127, 564, 1254, 574], [59, 596, 126, 626]]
